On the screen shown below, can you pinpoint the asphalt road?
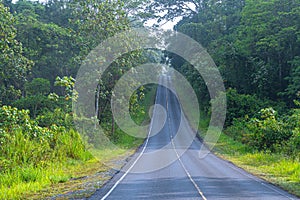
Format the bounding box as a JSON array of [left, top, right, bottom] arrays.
[[90, 75, 299, 200]]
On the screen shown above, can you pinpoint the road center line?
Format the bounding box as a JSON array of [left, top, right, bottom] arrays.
[[166, 77, 207, 200]]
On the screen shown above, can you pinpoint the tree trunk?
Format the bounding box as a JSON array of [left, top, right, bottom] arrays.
[[95, 84, 100, 129], [111, 115, 115, 137]]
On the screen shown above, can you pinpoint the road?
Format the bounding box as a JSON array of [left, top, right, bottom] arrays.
[[90, 75, 298, 200]]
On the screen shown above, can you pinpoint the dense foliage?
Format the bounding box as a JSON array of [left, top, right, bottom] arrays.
[[0, 0, 151, 197], [0, 3, 32, 104], [158, 0, 300, 157]]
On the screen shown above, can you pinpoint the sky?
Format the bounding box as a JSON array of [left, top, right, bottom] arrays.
[[145, 17, 181, 30]]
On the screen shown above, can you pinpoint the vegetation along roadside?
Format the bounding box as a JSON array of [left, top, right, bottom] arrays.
[[0, 0, 299, 199]]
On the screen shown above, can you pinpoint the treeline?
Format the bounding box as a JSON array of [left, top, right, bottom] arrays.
[[0, 0, 153, 197], [168, 0, 299, 157], [0, 0, 153, 139]]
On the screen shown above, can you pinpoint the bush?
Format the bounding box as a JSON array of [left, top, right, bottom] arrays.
[[12, 95, 56, 118], [25, 78, 50, 96], [224, 89, 288, 126], [244, 110, 292, 151], [225, 88, 267, 126], [226, 107, 296, 153], [224, 118, 249, 142], [37, 108, 74, 129], [283, 107, 300, 159], [0, 106, 50, 141], [0, 106, 91, 172], [285, 128, 300, 159]]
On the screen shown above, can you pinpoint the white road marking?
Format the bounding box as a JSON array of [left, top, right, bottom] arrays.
[[166, 77, 207, 200], [100, 78, 161, 200]]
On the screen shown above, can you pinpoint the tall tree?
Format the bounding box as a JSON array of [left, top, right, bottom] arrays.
[[14, 0, 80, 91], [234, 0, 300, 99], [173, 0, 300, 103], [0, 3, 32, 104]]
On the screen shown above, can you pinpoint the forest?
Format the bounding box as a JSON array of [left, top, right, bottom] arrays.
[[0, 0, 299, 198], [170, 0, 300, 153]]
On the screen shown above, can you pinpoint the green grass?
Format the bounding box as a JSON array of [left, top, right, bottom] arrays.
[[0, 85, 158, 199], [206, 132, 300, 197], [0, 163, 70, 199], [0, 148, 137, 199]]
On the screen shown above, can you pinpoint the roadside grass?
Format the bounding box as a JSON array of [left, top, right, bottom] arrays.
[[200, 131, 300, 197], [0, 84, 158, 199], [0, 162, 72, 199], [22, 152, 131, 200], [0, 135, 139, 199]]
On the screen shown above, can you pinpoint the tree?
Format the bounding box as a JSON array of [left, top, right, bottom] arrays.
[[145, 0, 206, 23], [14, 1, 80, 89], [173, 0, 300, 103], [72, 0, 131, 137], [25, 78, 50, 96], [13, 78, 53, 117], [234, 0, 300, 99], [0, 3, 32, 104], [285, 57, 300, 101]]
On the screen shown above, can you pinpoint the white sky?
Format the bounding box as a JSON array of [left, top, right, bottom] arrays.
[[145, 17, 182, 30]]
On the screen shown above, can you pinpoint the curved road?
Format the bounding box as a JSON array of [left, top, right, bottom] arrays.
[[90, 75, 298, 200]]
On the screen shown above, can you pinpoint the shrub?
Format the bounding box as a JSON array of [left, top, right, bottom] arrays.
[[0, 106, 91, 172], [0, 106, 52, 141], [226, 107, 293, 152], [37, 108, 73, 129], [12, 95, 56, 118], [25, 78, 50, 96], [225, 88, 267, 126], [224, 118, 249, 142], [283, 107, 300, 159]]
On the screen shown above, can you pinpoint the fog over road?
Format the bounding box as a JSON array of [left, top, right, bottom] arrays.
[[90, 75, 298, 200]]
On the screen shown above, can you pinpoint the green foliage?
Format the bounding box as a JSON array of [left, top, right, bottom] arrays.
[[73, 0, 129, 53], [37, 108, 73, 129], [0, 106, 91, 172], [54, 76, 76, 101], [13, 0, 80, 88], [285, 128, 300, 159], [283, 107, 300, 158], [233, 0, 300, 99], [284, 57, 300, 100], [12, 95, 55, 118], [224, 88, 267, 126], [0, 3, 33, 104], [173, 0, 300, 102], [11, 76, 73, 118], [244, 108, 292, 151], [25, 78, 50, 96], [0, 0, 152, 197], [225, 106, 299, 157], [0, 106, 46, 141]]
